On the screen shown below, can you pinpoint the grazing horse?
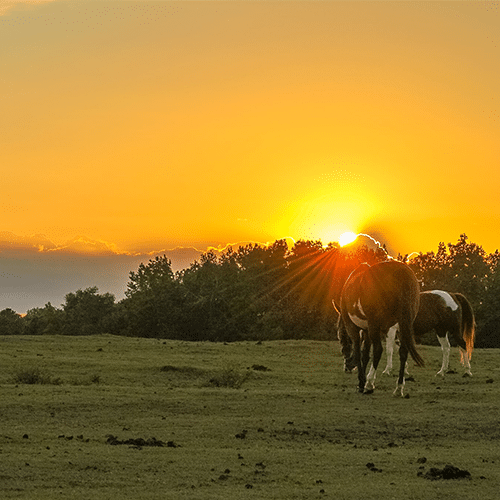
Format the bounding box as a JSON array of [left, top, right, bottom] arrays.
[[336, 260, 424, 396], [383, 290, 475, 377]]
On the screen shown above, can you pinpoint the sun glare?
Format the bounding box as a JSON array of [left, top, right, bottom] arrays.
[[338, 231, 358, 247]]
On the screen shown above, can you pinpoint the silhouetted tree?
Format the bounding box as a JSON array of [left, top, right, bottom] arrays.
[[234, 240, 291, 339], [0, 308, 24, 335], [179, 249, 239, 340], [62, 287, 115, 336], [477, 249, 500, 347], [23, 302, 64, 335], [123, 255, 182, 338], [407, 241, 450, 291], [409, 234, 499, 347], [9, 234, 497, 346]]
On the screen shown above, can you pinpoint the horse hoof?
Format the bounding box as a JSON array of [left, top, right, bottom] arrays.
[[462, 372, 472, 378]]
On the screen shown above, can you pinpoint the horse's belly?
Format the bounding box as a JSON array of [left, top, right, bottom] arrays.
[[348, 313, 368, 330]]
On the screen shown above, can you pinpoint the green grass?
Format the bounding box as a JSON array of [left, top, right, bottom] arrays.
[[1, 335, 499, 499]]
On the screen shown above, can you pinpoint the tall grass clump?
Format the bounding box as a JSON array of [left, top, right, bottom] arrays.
[[13, 365, 62, 385], [206, 364, 251, 389]]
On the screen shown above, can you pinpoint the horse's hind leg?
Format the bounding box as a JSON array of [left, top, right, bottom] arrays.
[[459, 346, 472, 376], [456, 337, 472, 377], [364, 337, 383, 394], [451, 322, 473, 377], [393, 344, 408, 397], [436, 333, 451, 377]]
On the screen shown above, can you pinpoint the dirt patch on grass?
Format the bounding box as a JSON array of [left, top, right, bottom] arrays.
[[420, 464, 471, 480], [160, 364, 252, 388], [106, 435, 180, 449], [160, 365, 207, 377]]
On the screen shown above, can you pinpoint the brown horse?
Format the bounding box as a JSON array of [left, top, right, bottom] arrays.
[[336, 260, 424, 396], [383, 290, 475, 377]]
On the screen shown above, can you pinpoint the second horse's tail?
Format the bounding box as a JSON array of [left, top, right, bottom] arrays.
[[454, 293, 476, 359]]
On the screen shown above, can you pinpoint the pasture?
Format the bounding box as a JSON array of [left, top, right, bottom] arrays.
[[1, 335, 499, 499]]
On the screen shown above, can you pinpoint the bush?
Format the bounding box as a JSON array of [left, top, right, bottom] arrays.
[[13, 366, 62, 385], [206, 365, 251, 389]]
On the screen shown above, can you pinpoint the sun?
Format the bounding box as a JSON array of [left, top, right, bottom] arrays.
[[338, 231, 358, 247]]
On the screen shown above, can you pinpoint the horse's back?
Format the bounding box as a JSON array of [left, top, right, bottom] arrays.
[[360, 261, 420, 322], [413, 292, 446, 336], [416, 291, 460, 334], [366, 260, 418, 291]]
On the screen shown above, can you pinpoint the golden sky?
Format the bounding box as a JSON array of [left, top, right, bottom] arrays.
[[1, 0, 499, 258]]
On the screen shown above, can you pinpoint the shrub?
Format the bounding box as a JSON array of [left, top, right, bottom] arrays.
[[206, 365, 251, 389], [13, 366, 62, 385]]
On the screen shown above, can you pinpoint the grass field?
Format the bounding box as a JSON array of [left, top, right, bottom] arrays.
[[1, 335, 499, 499]]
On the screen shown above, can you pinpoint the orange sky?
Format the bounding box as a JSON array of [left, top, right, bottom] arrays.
[[1, 0, 499, 311]]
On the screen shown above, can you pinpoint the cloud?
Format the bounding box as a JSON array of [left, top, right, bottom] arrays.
[[0, 0, 57, 16], [0, 232, 290, 266], [356, 224, 399, 257], [0, 232, 298, 313], [48, 236, 123, 256], [0, 231, 58, 252], [336, 231, 395, 259], [0, 232, 200, 313]]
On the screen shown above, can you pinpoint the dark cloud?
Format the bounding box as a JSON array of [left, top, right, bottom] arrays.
[[0, 233, 304, 313], [0, 233, 206, 313]]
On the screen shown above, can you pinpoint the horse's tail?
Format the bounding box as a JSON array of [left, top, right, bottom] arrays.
[[454, 293, 476, 360], [399, 317, 425, 367], [399, 277, 425, 368]]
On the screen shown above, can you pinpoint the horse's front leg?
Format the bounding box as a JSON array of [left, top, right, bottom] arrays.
[[357, 331, 370, 393], [382, 325, 397, 375], [364, 337, 383, 394], [436, 333, 451, 377]]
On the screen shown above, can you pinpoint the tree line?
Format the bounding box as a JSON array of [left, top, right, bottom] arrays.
[[1, 234, 499, 347]]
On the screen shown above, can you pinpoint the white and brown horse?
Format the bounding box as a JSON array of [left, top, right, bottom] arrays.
[[383, 290, 475, 377], [336, 260, 424, 396]]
